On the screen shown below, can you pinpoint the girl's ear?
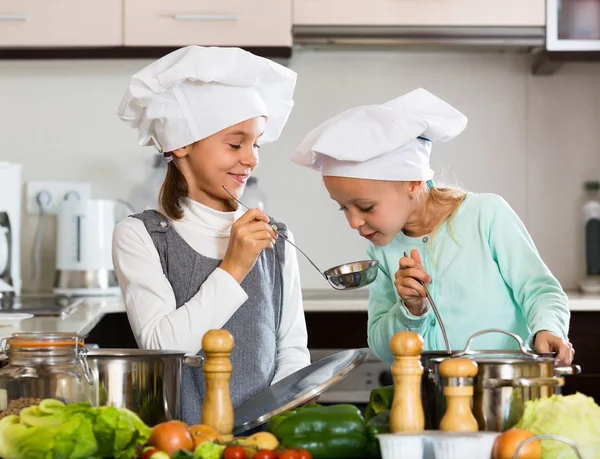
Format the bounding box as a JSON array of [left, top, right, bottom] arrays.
[[172, 144, 192, 159], [407, 181, 425, 199]]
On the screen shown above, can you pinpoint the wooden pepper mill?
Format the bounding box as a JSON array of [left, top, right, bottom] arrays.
[[439, 358, 479, 432], [389, 331, 425, 433], [201, 329, 235, 442]]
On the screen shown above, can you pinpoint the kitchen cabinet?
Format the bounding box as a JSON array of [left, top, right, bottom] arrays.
[[306, 311, 368, 349], [85, 313, 138, 349], [561, 311, 600, 404], [0, 0, 122, 47], [123, 0, 293, 47], [293, 0, 546, 27], [85, 310, 369, 350]]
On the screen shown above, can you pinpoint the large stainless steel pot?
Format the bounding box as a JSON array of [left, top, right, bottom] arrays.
[[86, 349, 204, 426], [421, 329, 581, 432]]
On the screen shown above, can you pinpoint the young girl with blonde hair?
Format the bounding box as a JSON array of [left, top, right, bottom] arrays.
[[292, 88, 574, 365]]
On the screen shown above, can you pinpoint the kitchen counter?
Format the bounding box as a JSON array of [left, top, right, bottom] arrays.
[[0, 289, 599, 341], [300, 289, 600, 312], [0, 296, 123, 340]]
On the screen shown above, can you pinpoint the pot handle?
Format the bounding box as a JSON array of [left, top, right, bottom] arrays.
[[554, 364, 582, 376], [514, 434, 583, 459], [454, 328, 538, 358], [483, 376, 564, 389], [184, 355, 205, 367]]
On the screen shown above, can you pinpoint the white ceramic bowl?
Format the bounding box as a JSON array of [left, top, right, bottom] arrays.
[[430, 432, 500, 459], [378, 433, 424, 459], [377, 431, 501, 459]]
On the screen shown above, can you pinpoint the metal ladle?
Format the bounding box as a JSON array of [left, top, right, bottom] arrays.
[[223, 185, 379, 290], [403, 251, 451, 354]]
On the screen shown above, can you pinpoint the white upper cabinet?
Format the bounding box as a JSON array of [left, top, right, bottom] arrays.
[[124, 0, 293, 47], [0, 0, 122, 47]]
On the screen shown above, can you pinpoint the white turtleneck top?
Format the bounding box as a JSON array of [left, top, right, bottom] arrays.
[[112, 199, 311, 384]]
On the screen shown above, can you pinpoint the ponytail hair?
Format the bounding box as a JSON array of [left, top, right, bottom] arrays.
[[158, 158, 189, 220]]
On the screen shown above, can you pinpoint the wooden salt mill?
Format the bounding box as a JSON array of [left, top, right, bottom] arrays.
[[439, 358, 479, 432], [201, 329, 235, 442], [389, 331, 425, 433]]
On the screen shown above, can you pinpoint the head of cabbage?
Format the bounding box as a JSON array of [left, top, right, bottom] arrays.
[[515, 393, 600, 459]]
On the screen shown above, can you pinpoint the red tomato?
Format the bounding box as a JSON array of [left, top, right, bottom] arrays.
[[252, 450, 278, 459], [296, 450, 312, 459], [223, 445, 246, 459], [278, 451, 299, 459]]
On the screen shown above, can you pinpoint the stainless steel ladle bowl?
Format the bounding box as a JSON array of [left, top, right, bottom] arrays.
[[223, 186, 380, 290], [324, 260, 380, 290]]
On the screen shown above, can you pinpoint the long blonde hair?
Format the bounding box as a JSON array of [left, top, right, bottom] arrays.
[[425, 183, 468, 247]]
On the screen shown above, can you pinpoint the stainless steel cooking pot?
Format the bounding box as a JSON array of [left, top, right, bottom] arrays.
[[86, 349, 204, 426], [421, 329, 581, 432]]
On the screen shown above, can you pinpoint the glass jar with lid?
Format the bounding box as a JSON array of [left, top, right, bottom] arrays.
[[0, 332, 98, 412]]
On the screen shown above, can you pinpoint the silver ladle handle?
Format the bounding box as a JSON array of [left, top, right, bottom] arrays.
[[222, 185, 327, 278], [272, 229, 327, 279], [403, 252, 451, 355]]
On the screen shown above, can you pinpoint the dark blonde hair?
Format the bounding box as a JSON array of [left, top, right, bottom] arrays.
[[158, 157, 188, 220], [427, 185, 468, 242]]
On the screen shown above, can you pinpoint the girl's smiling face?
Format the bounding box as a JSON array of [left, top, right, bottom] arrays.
[[172, 117, 265, 210], [323, 176, 424, 246]]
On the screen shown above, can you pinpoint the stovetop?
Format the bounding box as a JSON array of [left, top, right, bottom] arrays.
[[0, 296, 83, 317]]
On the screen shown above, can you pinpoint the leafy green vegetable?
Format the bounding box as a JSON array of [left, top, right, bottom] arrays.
[[364, 386, 394, 423], [0, 399, 151, 459], [0, 415, 56, 459], [53, 415, 97, 459], [172, 449, 195, 459], [94, 406, 119, 457], [515, 392, 600, 459], [193, 442, 226, 459]]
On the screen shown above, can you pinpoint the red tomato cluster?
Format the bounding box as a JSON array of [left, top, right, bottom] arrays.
[[223, 446, 312, 459]]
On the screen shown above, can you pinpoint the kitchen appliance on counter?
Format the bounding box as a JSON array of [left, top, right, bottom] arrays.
[[54, 199, 120, 297], [309, 348, 391, 407], [0, 162, 22, 303]]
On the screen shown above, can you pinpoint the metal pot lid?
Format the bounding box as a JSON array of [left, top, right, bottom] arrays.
[[232, 347, 371, 436], [429, 355, 555, 365], [426, 328, 558, 362], [426, 350, 555, 362], [86, 348, 189, 357]]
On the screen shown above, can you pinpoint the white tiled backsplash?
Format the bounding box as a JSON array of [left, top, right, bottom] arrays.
[[0, 49, 599, 292]]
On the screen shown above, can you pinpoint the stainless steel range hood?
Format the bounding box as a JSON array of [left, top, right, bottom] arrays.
[[293, 25, 545, 52], [293, 23, 600, 75]]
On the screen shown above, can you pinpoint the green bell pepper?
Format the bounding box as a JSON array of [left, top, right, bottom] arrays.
[[267, 404, 367, 459], [364, 386, 394, 423], [265, 403, 322, 434], [365, 411, 390, 459]]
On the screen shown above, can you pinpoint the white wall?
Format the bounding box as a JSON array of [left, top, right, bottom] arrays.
[[0, 48, 599, 293]]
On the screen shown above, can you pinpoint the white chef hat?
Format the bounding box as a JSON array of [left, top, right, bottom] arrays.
[[291, 88, 467, 182], [118, 45, 297, 153]]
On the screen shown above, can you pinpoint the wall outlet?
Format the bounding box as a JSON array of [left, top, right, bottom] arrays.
[[26, 181, 92, 215]]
